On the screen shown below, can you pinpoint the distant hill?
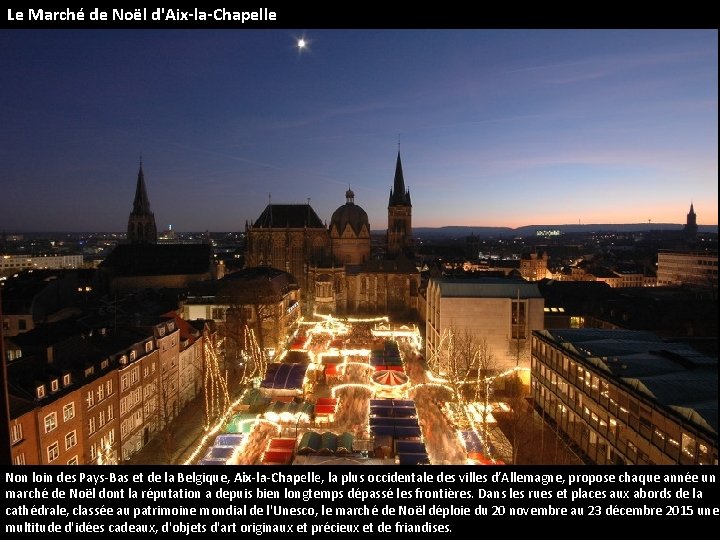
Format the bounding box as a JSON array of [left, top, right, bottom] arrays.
[[371, 223, 718, 238]]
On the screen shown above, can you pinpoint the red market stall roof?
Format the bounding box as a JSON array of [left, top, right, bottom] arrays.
[[315, 405, 336, 415], [261, 450, 293, 465], [372, 370, 409, 386], [325, 364, 339, 377], [269, 438, 296, 450], [315, 397, 338, 416]]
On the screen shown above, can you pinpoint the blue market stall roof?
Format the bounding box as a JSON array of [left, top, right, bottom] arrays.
[[100, 243, 212, 277], [370, 416, 422, 438], [252, 204, 325, 229], [260, 363, 309, 390]]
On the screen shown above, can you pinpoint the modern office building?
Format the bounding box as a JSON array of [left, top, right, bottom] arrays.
[[656, 250, 718, 287], [531, 328, 717, 465], [426, 277, 545, 369]]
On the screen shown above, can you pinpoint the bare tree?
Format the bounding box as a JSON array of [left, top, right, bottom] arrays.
[[427, 327, 498, 454], [216, 279, 284, 394], [201, 326, 230, 430]]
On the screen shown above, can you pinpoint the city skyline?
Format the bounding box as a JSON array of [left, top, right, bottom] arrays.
[[1, 29, 717, 232]]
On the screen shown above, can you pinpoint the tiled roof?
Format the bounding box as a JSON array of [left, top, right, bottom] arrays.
[[252, 204, 324, 229]]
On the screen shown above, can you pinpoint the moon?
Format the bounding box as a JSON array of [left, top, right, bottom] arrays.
[[297, 38, 306, 50]]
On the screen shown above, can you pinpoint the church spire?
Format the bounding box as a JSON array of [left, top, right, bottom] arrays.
[[386, 150, 413, 257], [132, 163, 152, 214], [389, 151, 411, 206], [684, 201, 698, 242], [127, 162, 157, 244]]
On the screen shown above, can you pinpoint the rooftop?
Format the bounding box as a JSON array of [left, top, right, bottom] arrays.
[[431, 277, 543, 299], [538, 328, 718, 436], [252, 204, 324, 229]]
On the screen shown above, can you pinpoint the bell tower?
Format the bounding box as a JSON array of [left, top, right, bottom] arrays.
[[386, 151, 412, 257], [127, 162, 157, 244]]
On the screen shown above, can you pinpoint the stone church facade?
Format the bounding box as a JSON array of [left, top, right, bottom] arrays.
[[245, 152, 419, 317]]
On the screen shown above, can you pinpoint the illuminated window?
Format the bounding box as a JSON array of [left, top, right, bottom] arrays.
[[44, 412, 57, 433], [65, 430, 77, 450], [67, 456, 78, 465], [14, 453, 26, 465], [10, 424, 22, 443], [63, 402, 75, 422], [47, 441, 60, 463]]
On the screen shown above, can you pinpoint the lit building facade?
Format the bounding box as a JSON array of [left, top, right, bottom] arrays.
[[9, 404, 38, 465], [244, 152, 419, 317], [172, 315, 205, 409], [426, 277, 545, 369], [37, 387, 84, 465], [656, 250, 718, 287], [6, 317, 200, 464], [83, 367, 118, 465], [118, 345, 157, 462], [520, 252, 549, 281], [1, 254, 84, 276], [244, 204, 329, 295], [531, 328, 717, 465], [183, 266, 301, 355]]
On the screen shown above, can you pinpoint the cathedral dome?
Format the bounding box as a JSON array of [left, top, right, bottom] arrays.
[[330, 189, 370, 237]]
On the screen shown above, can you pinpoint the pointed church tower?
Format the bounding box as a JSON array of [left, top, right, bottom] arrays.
[[387, 151, 412, 257], [683, 202, 698, 242], [127, 163, 157, 244]]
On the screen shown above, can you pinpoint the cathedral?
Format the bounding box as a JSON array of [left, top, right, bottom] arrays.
[[245, 152, 420, 317], [100, 164, 214, 293]]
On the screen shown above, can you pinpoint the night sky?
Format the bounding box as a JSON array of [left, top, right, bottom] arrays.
[[1, 30, 717, 232]]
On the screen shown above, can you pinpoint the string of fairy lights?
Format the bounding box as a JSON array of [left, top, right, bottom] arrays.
[[202, 331, 231, 431], [183, 313, 529, 465]]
